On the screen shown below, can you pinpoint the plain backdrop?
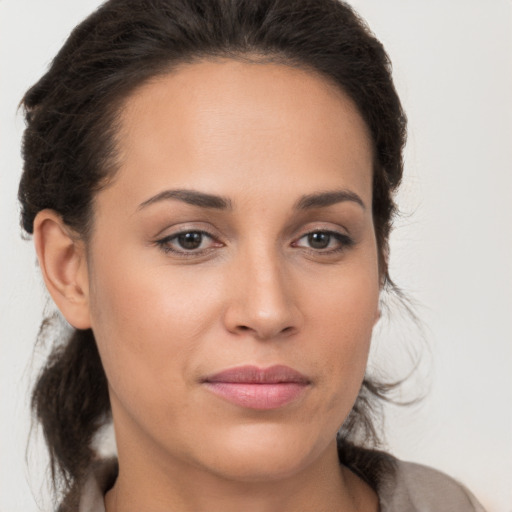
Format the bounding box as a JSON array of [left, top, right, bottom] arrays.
[[1, 1, 511, 511]]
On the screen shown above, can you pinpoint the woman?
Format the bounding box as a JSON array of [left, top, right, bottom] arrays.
[[16, 0, 487, 511]]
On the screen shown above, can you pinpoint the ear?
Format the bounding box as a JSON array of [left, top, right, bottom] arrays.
[[33, 210, 92, 329], [374, 306, 382, 326]]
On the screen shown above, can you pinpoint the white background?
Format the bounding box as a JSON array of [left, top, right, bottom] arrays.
[[1, 1, 511, 511]]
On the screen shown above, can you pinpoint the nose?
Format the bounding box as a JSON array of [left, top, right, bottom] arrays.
[[223, 248, 302, 340]]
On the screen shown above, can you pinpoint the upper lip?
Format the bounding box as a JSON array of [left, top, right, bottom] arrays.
[[203, 365, 310, 384]]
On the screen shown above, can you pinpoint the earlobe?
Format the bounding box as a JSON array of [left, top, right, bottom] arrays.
[[33, 210, 92, 329], [374, 308, 381, 326]]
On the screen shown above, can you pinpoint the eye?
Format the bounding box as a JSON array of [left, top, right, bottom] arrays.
[[175, 231, 205, 250], [305, 232, 332, 250], [293, 230, 353, 253], [155, 230, 221, 255]]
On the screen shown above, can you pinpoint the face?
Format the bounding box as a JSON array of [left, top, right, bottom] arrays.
[[84, 59, 379, 482]]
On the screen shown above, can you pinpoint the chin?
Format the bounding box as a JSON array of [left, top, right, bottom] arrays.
[[190, 421, 334, 483]]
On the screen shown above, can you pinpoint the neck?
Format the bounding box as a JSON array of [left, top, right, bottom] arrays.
[[105, 436, 378, 512]]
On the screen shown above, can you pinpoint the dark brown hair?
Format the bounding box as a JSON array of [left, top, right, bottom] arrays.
[[19, 0, 406, 506]]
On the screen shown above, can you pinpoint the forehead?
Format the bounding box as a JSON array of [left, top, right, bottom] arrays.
[[107, 59, 373, 208]]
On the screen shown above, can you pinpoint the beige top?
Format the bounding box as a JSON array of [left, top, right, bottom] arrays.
[[78, 457, 486, 512]]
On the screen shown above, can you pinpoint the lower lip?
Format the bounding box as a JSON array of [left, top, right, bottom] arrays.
[[204, 382, 308, 410]]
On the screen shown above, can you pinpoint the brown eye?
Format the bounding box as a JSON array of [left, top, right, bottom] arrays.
[[293, 230, 354, 253], [156, 230, 221, 255], [307, 232, 331, 249], [177, 232, 203, 250]]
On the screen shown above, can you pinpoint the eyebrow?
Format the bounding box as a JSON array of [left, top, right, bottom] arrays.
[[138, 189, 232, 210], [295, 190, 365, 210], [137, 188, 364, 212]]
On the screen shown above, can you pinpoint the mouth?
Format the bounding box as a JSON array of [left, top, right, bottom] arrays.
[[202, 365, 311, 410]]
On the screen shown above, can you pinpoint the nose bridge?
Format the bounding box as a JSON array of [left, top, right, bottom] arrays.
[[224, 239, 299, 339]]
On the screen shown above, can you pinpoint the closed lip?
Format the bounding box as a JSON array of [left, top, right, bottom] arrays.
[[202, 365, 311, 410], [202, 364, 311, 384]]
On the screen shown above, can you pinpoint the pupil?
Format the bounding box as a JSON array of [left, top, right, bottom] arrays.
[[308, 232, 330, 249], [178, 232, 202, 250]]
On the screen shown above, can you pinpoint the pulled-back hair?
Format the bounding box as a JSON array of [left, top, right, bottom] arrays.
[[19, 0, 406, 506]]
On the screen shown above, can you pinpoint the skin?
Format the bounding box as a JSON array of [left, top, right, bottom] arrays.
[[34, 59, 380, 511]]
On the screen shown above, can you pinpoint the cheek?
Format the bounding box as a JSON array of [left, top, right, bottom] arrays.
[[304, 260, 379, 406], [86, 251, 224, 410], [309, 250, 379, 337]]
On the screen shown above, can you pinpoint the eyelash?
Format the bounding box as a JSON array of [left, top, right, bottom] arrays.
[[155, 230, 220, 257], [293, 231, 354, 255], [154, 229, 354, 257]]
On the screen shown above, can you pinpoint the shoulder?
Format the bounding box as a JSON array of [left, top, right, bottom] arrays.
[[378, 458, 486, 512]]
